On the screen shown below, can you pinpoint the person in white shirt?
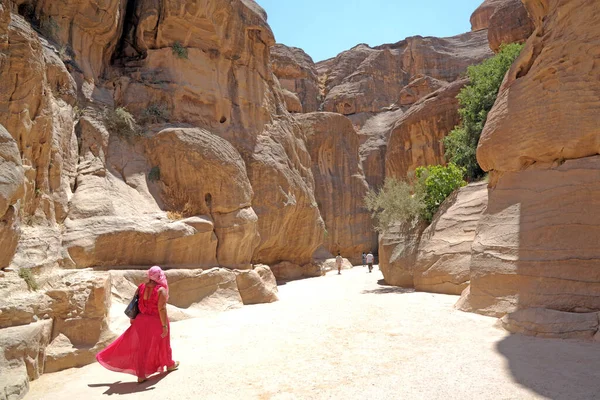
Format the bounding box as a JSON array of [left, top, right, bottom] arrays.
[[335, 252, 343, 275], [366, 252, 374, 273]]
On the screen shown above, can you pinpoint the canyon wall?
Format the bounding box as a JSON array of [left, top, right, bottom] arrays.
[[458, 0, 600, 331]]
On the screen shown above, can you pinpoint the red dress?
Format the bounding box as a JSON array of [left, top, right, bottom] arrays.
[[96, 284, 174, 378]]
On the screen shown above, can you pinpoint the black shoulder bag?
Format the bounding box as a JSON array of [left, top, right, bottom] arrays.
[[124, 290, 140, 319]]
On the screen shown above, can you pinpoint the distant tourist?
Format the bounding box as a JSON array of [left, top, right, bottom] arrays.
[[96, 266, 180, 383], [336, 252, 343, 275], [366, 252, 374, 273], [362, 252, 366, 267]]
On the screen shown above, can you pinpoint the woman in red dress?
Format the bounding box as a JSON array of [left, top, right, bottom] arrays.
[[96, 266, 180, 383]]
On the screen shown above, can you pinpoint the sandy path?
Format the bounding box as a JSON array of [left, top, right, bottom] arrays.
[[27, 267, 600, 400]]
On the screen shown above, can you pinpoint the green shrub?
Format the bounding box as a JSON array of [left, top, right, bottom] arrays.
[[104, 107, 141, 138], [172, 42, 188, 59], [148, 166, 161, 182], [364, 177, 425, 232], [141, 103, 170, 124], [19, 268, 39, 291], [444, 43, 524, 180], [415, 163, 466, 222]]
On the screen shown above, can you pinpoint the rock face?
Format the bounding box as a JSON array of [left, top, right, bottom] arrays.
[[471, 0, 535, 53], [379, 219, 428, 287], [459, 157, 600, 317], [501, 308, 600, 340], [459, 0, 600, 321], [297, 112, 377, 261], [413, 183, 488, 295], [319, 32, 492, 117], [385, 80, 467, 181], [271, 44, 320, 113], [316, 31, 492, 189], [0, 270, 114, 398]]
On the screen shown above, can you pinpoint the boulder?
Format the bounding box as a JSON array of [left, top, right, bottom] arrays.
[[271, 44, 320, 113], [234, 265, 278, 305], [271, 261, 304, 281], [297, 112, 376, 262], [0, 320, 53, 400], [459, 157, 600, 317], [281, 88, 303, 113], [414, 183, 488, 295], [470, 0, 506, 31], [379, 219, 428, 287], [501, 308, 600, 339], [385, 80, 468, 181]]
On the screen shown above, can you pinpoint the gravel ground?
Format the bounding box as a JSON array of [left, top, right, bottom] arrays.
[[27, 266, 600, 400]]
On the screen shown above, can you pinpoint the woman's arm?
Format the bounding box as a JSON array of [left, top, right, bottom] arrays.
[[158, 288, 169, 338]]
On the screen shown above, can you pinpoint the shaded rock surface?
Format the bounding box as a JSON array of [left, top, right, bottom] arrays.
[[385, 80, 468, 181], [297, 112, 376, 262], [460, 0, 600, 326], [379, 219, 428, 287], [414, 183, 488, 295], [458, 157, 600, 317], [501, 308, 600, 340]]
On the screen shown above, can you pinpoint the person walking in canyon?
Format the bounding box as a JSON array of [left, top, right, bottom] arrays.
[[366, 251, 374, 273], [362, 252, 367, 268], [96, 266, 180, 383], [336, 252, 343, 275]]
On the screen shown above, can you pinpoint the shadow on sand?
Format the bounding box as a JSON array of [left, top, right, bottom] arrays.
[[497, 334, 600, 399], [88, 372, 170, 396], [361, 280, 415, 295]]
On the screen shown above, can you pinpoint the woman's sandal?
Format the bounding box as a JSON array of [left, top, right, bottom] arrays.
[[167, 361, 180, 372], [137, 377, 147, 384]]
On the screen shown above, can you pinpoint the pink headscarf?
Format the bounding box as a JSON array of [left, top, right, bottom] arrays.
[[148, 265, 169, 299]]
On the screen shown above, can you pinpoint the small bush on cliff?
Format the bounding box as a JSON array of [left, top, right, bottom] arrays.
[[141, 103, 170, 124], [364, 177, 425, 232], [104, 107, 141, 138], [19, 268, 39, 291], [172, 42, 188, 59], [444, 43, 524, 180], [415, 163, 466, 222]]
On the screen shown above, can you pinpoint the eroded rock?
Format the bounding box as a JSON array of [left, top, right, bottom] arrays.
[[501, 308, 600, 339], [414, 183, 488, 295]]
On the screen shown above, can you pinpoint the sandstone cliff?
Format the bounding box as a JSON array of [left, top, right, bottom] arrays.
[[459, 0, 600, 330], [471, 0, 535, 52], [317, 31, 493, 189], [271, 44, 320, 113]]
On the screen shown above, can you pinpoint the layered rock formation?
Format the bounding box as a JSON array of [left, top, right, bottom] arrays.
[[297, 112, 376, 261], [459, 0, 600, 322], [379, 183, 488, 292], [471, 0, 535, 52], [413, 182, 488, 295], [385, 79, 467, 181], [316, 31, 492, 189], [271, 44, 320, 113]]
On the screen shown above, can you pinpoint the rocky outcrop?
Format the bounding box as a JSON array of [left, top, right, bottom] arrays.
[[501, 308, 600, 340], [458, 157, 600, 317], [297, 112, 377, 261], [379, 219, 428, 287], [477, 0, 600, 173], [413, 183, 488, 295], [385, 79, 467, 181], [316, 31, 491, 190], [459, 0, 600, 321], [271, 44, 320, 113], [0, 269, 113, 399], [471, 0, 535, 52], [487, 0, 535, 52], [318, 31, 492, 117]]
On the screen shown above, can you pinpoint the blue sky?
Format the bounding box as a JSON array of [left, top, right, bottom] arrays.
[[257, 0, 483, 62]]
